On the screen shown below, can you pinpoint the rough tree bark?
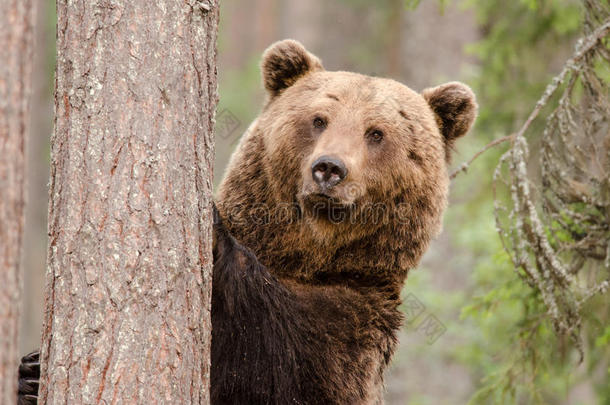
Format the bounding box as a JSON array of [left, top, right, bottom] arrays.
[[39, 1, 218, 403], [0, 1, 36, 403]]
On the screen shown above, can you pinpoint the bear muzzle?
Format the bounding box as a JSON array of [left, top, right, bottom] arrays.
[[311, 155, 348, 191]]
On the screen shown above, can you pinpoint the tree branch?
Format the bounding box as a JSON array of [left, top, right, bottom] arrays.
[[450, 18, 610, 181]]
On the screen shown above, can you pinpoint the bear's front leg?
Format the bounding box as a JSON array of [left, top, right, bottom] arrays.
[[17, 350, 39, 405]]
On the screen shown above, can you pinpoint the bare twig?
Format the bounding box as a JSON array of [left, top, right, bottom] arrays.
[[450, 134, 515, 179], [451, 18, 610, 181]]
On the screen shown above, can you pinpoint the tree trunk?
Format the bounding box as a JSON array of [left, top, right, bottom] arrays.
[[386, 0, 404, 78], [0, 1, 35, 403], [256, 0, 278, 50], [21, 0, 55, 354], [39, 1, 218, 403]]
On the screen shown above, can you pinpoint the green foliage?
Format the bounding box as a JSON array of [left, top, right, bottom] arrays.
[[217, 56, 262, 125], [404, 0, 451, 11], [463, 0, 582, 138], [446, 0, 610, 403]]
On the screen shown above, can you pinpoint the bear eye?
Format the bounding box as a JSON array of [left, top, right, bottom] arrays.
[[367, 129, 384, 143], [313, 117, 327, 130]]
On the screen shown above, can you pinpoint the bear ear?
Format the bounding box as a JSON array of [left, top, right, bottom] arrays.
[[422, 82, 477, 157], [261, 39, 324, 97]]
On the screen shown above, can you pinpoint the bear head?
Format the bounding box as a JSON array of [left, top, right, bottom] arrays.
[[217, 39, 477, 284]]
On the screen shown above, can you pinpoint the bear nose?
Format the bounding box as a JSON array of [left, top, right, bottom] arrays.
[[311, 155, 348, 190]]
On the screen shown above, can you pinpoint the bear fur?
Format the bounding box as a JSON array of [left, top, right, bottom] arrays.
[[18, 39, 476, 405], [217, 39, 477, 294], [212, 40, 477, 404]]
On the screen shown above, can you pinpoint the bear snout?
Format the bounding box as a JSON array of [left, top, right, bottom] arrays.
[[311, 155, 348, 191]]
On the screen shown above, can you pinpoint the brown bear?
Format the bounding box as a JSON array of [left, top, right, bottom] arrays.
[[211, 40, 476, 404], [18, 40, 476, 405]]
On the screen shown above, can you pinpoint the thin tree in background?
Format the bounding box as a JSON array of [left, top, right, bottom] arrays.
[[0, 1, 36, 402], [39, 0, 218, 403], [386, 0, 404, 77], [256, 0, 278, 50], [21, 0, 56, 353]]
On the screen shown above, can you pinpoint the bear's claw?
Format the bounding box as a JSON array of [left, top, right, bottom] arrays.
[[17, 350, 39, 405]]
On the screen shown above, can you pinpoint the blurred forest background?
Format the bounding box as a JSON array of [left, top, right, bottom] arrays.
[[20, 0, 608, 404]]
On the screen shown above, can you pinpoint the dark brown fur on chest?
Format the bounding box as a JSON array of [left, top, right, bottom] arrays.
[[211, 209, 402, 404]]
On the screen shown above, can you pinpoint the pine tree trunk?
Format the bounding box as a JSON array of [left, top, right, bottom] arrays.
[[39, 1, 218, 403], [0, 1, 35, 403]]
